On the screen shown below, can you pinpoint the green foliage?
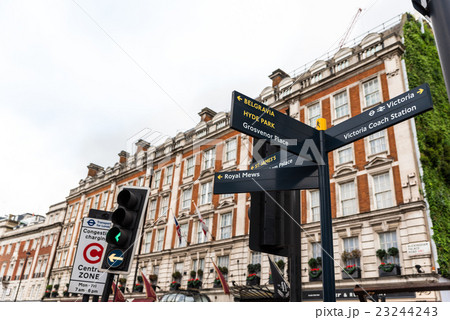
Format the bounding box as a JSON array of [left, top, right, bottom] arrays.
[[403, 15, 450, 278]]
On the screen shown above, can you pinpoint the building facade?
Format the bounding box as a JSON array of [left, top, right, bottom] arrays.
[[0, 15, 442, 302]]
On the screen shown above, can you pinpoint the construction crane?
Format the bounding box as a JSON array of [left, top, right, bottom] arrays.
[[338, 8, 362, 49]]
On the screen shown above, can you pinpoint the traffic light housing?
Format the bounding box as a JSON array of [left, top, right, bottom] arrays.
[[249, 139, 300, 257], [99, 187, 149, 274]]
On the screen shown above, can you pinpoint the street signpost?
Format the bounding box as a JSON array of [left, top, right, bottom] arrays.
[[250, 150, 316, 170], [214, 166, 318, 194], [68, 218, 112, 296], [215, 85, 433, 302], [325, 84, 432, 151], [231, 91, 319, 156]]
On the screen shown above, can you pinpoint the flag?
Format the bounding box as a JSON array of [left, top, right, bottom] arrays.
[[193, 201, 208, 237], [173, 216, 182, 244], [140, 270, 157, 302], [268, 256, 290, 299], [211, 260, 230, 295], [111, 280, 126, 302]]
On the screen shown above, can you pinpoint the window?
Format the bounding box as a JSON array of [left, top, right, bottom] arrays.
[[203, 148, 215, 170], [186, 157, 195, 177], [7, 244, 12, 254], [153, 170, 161, 189], [337, 145, 353, 164], [181, 188, 192, 210], [308, 103, 321, 127], [101, 192, 109, 208], [43, 236, 48, 247], [218, 255, 229, 280], [220, 213, 232, 239], [156, 229, 165, 251], [23, 241, 30, 252], [164, 166, 173, 185], [334, 91, 349, 118], [160, 196, 169, 217], [363, 78, 380, 107], [251, 252, 261, 265], [312, 242, 321, 259], [368, 130, 387, 154], [379, 231, 399, 264], [66, 225, 73, 244], [310, 190, 320, 222], [148, 199, 157, 219], [343, 237, 360, 266], [200, 182, 213, 205], [143, 231, 152, 253], [340, 181, 357, 216], [174, 262, 184, 275], [84, 198, 91, 213], [373, 172, 393, 209], [197, 218, 210, 244], [225, 139, 237, 162], [178, 223, 188, 247], [93, 195, 100, 209], [138, 177, 144, 187], [192, 258, 205, 280]]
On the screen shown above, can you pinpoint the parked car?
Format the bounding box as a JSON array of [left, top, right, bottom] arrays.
[[159, 290, 211, 302]]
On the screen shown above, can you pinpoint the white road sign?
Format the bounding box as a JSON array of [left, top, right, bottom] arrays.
[[68, 218, 112, 295]]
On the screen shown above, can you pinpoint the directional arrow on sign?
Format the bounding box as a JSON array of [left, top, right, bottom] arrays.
[[325, 83, 433, 152], [231, 91, 320, 157], [214, 165, 318, 194], [108, 253, 124, 263]]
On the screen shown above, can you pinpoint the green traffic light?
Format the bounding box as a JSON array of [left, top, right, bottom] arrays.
[[115, 232, 121, 242]]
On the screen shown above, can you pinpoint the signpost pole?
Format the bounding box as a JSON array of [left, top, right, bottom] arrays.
[[288, 190, 302, 302], [317, 121, 336, 302]]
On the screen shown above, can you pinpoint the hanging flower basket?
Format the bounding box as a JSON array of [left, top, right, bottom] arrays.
[[44, 290, 50, 298], [309, 268, 322, 282], [246, 273, 260, 286]]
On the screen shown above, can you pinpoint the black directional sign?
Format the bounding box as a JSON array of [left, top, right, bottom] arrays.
[[250, 150, 316, 170], [325, 83, 433, 151], [231, 91, 320, 156], [213, 166, 318, 194]]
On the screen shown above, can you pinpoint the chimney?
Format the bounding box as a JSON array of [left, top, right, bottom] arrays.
[[269, 68, 289, 88], [87, 163, 104, 177], [198, 107, 217, 122], [118, 151, 129, 164], [135, 139, 151, 154]]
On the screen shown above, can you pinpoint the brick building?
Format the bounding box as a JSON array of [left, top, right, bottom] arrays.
[[0, 14, 442, 302]]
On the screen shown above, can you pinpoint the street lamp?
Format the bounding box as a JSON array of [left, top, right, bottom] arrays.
[[14, 252, 30, 302]]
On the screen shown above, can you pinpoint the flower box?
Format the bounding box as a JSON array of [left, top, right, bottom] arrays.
[[213, 277, 222, 288], [309, 268, 322, 282], [246, 274, 260, 286], [169, 282, 181, 291], [187, 279, 202, 289], [342, 266, 361, 279], [378, 264, 401, 277]]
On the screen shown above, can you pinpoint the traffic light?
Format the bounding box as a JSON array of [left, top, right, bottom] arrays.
[[99, 187, 149, 274], [249, 139, 300, 257]]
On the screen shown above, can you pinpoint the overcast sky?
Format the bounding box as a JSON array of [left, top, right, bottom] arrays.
[[0, 0, 417, 216]]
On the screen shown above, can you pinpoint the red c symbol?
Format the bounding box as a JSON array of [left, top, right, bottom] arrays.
[[83, 243, 104, 264]]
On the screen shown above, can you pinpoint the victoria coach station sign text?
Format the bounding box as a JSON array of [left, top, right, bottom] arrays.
[[325, 83, 433, 151]]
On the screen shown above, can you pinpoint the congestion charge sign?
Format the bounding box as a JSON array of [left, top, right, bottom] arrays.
[[68, 218, 112, 295]]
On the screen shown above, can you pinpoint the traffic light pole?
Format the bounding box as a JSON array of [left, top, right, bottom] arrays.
[[318, 129, 336, 302], [101, 273, 114, 302]]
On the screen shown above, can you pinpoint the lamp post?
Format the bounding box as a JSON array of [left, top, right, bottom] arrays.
[[14, 252, 30, 302]]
